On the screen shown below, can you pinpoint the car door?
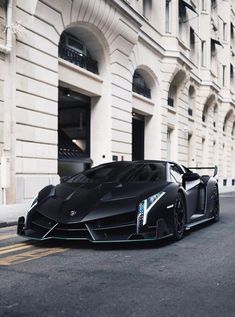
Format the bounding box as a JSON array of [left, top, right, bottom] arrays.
[[169, 163, 200, 222]]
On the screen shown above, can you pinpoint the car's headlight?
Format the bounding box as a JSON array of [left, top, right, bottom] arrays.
[[26, 185, 55, 214], [137, 191, 165, 231], [27, 194, 38, 214]]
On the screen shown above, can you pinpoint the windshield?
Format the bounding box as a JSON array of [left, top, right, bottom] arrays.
[[66, 162, 166, 184]]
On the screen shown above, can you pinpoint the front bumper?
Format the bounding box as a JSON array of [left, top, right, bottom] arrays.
[[17, 210, 170, 242]]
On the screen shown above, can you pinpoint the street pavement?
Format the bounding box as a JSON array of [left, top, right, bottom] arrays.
[[0, 193, 235, 317], [0, 202, 30, 228]]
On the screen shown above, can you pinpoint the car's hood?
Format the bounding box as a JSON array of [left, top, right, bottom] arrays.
[[33, 181, 170, 224]]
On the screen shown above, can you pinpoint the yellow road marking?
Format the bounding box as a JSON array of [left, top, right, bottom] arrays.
[[0, 242, 34, 254], [0, 244, 34, 255], [0, 234, 17, 241], [0, 247, 67, 266]]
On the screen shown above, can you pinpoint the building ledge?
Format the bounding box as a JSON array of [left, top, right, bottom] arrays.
[[132, 92, 155, 116], [58, 58, 103, 97], [59, 58, 103, 83]]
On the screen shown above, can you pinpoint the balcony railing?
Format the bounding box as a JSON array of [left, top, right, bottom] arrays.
[[59, 44, 98, 74], [132, 83, 151, 99], [168, 97, 174, 107]]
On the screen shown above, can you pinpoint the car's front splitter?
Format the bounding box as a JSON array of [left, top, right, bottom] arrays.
[[17, 231, 174, 243]]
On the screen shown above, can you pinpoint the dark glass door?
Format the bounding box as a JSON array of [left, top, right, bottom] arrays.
[[132, 115, 145, 161], [58, 88, 91, 176]]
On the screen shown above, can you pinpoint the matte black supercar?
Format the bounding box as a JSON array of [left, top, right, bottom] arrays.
[[17, 160, 219, 242]]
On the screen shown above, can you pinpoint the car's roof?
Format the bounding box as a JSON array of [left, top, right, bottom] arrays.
[[102, 160, 176, 165]]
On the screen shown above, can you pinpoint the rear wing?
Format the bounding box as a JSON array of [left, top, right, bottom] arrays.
[[187, 165, 218, 178]]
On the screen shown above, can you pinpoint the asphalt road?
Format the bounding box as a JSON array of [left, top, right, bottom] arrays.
[[0, 193, 235, 317]]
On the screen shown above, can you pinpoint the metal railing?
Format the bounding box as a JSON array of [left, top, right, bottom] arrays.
[[59, 44, 98, 74], [132, 83, 151, 99], [167, 97, 174, 107]]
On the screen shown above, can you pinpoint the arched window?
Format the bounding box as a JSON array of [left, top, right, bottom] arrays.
[[213, 104, 218, 128], [143, 0, 152, 19], [168, 83, 177, 107], [132, 71, 151, 99], [223, 109, 233, 133], [188, 85, 195, 116], [59, 32, 98, 74], [168, 69, 186, 108], [211, 0, 217, 10], [232, 122, 235, 137], [202, 105, 207, 123], [202, 94, 216, 124]]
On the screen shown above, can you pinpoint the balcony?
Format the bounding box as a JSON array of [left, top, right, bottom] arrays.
[[59, 44, 98, 74], [132, 83, 151, 99]]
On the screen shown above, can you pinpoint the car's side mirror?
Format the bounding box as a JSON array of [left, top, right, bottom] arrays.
[[182, 172, 200, 182], [182, 172, 200, 190]]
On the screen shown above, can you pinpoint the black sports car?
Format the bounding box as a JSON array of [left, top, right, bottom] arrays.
[[17, 160, 219, 242]]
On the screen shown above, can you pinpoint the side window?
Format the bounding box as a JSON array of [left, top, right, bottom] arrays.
[[170, 164, 183, 183]]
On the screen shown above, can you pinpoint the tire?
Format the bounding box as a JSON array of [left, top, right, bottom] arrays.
[[173, 193, 186, 241], [212, 185, 220, 222]]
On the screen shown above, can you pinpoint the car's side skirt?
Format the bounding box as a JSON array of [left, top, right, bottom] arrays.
[[185, 216, 215, 230]]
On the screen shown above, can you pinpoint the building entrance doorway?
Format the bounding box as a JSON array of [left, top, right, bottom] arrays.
[[132, 113, 145, 161], [58, 87, 92, 177]]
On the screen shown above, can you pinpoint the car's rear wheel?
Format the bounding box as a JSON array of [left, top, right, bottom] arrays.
[[212, 185, 220, 222], [173, 193, 186, 241]]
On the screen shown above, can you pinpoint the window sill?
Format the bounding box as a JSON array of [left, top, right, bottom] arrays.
[[210, 69, 217, 79], [132, 92, 154, 105], [188, 115, 195, 122], [178, 38, 190, 51], [167, 106, 177, 114]]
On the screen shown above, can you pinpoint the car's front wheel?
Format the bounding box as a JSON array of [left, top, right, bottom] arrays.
[[173, 193, 186, 241]]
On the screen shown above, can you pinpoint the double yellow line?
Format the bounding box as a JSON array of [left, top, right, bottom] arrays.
[[0, 233, 17, 241], [0, 235, 68, 266], [0, 242, 35, 255], [0, 246, 67, 266]]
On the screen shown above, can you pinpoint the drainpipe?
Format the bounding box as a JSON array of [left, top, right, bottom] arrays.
[[0, 0, 13, 204], [0, 0, 13, 54]]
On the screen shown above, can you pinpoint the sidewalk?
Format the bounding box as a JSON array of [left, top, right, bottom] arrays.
[[0, 203, 30, 228]]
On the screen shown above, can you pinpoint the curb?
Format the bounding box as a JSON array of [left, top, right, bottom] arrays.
[[220, 192, 235, 196], [0, 221, 17, 228]]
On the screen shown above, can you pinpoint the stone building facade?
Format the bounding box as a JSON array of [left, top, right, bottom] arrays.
[[0, 0, 235, 204]]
